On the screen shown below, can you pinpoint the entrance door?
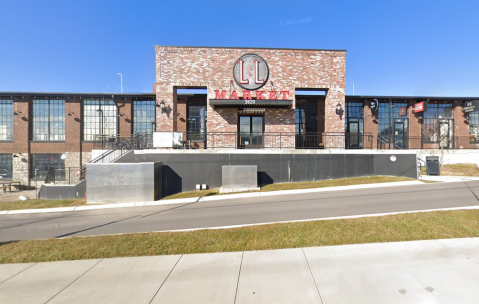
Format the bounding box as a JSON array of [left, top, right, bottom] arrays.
[[439, 119, 453, 149], [347, 120, 360, 148], [239, 116, 264, 148], [394, 121, 406, 148]]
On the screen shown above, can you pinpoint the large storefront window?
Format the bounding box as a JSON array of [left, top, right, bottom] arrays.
[[0, 99, 13, 141], [33, 99, 65, 141], [83, 98, 117, 141], [422, 103, 453, 148], [345, 102, 364, 148], [31, 154, 65, 180], [378, 101, 408, 149], [133, 100, 156, 135], [187, 103, 206, 142], [0, 154, 12, 179], [469, 110, 479, 142]]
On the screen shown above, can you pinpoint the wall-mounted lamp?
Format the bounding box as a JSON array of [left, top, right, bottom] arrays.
[[67, 112, 75, 116], [13, 111, 22, 115], [13, 153, 19, 158], [335, 103, 343, 115], [118, 113, 125, 117], [157, 100, 171, 114]]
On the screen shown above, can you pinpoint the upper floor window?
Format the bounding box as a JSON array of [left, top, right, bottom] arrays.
[[133, 100, 156, 135], [33, 99, 65, 141], [83, 98, 117, 141], [0, 99, 13, 141]]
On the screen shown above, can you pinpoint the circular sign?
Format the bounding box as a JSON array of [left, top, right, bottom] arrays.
[[233, 53, 269, 90], [390, 155, 397, 162]]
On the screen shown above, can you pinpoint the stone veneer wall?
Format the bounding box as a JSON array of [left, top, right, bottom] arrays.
[[155, 46, 346, 148]]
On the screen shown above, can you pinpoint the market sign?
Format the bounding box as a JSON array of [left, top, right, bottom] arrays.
[[414, 102, 425, 113], [463, 100, 479, 113], [398, 106, 407, 117], [233, 54, 269, 90]]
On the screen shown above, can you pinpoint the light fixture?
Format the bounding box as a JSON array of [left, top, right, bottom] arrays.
[[336, 103, 343, 115], [157, 100, 170, 114], [67, 112, 75, 116], [118, 113, 125, 117]]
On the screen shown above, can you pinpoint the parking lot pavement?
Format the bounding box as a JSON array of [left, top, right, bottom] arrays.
[[1, 237, 479, 304]]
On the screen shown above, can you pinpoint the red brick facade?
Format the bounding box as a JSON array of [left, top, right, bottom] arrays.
[[155, 46, 347, 147]]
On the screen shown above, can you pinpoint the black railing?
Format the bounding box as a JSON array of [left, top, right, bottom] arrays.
[[42, 167, 84, 185], [171, 132, 374, 149]]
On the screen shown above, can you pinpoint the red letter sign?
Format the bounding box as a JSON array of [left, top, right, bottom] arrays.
[[215, 90, 226, 99], [269, 91, 278, 100], [230, 91, 239, 99], [256, 91, 265, 99], [243, 91, 252, 99], [280, 91, 289, 100]]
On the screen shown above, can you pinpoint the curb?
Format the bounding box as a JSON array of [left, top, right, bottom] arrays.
[[0, 180, 425, 215]]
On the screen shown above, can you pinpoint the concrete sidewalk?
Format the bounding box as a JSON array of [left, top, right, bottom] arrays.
[[1, 237, 478, 304]]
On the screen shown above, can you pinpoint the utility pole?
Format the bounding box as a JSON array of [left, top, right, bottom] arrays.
[[117, 73, 123, 93]]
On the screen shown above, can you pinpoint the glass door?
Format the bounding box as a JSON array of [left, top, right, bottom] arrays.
[[238, 115, 264, 148], [347, 120, 360, 148], [439, 119, 453, 149], [394, 121, 406, 148]]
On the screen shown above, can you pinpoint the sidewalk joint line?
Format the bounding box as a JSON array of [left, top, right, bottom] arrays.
[[302, 248, 324, 304], [233, 251, 244, 304], [44, 258, 104, 304], [0, 263, 37, 285], [463, 181, 479, 202], [149, 254, 183, 304]]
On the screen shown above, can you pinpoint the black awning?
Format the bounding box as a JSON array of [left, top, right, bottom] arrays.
[[209, 99, 293, 108]]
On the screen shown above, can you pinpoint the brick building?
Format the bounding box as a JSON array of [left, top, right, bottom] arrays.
[[1, 45, 479, 186]]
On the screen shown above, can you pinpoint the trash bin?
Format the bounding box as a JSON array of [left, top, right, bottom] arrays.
[[426, 156, 439, 175]]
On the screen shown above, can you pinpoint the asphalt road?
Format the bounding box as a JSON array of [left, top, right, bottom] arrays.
[[1, 181, 479, 242]]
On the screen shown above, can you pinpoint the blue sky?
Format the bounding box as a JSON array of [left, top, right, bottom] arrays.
[[1, 0, 478, 96]]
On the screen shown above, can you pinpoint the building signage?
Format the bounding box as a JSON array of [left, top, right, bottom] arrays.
[[214, 90, 289, 100], [233, 54, 269, 90], [398, 106, 407, 117], [463, 100, 479, 113], [414, 101, 425, 113], [369, 99, 378, 112]]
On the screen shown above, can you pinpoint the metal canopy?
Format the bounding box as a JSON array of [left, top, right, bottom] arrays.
[[209, 99, 293, 108]]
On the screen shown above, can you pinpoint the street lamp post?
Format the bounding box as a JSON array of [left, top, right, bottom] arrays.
[[117, 73, 123, 93]]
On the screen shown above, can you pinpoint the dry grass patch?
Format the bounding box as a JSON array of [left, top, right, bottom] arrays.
[[162, 176, 413, 200], [1, 209, 478, 264], [0, 199, 86, 211]]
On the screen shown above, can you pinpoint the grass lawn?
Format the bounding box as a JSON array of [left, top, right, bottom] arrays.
[[161, 176, 413, 200], [0, 199, 86, 211], [420, 163, 479, 176], [0, 176, 414, 211], [1, 209, 478, 264]]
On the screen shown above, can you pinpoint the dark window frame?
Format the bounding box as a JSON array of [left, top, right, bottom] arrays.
[[0, 99, 13, 141], [0, 154, 12, 179], [133, 100, 156, 135], [32, 98, 65, 141], [31, 154, 66, 181], [187, 102, 207, 142], [82, 98, 118, 141], [422, 103, 453, 144]]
